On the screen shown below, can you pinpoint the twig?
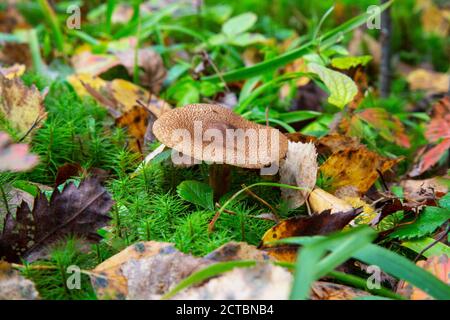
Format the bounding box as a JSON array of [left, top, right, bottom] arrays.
[[241, 184, 280, 220]]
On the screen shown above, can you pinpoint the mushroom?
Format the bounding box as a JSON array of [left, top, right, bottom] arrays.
[[152, 103, 289, 198]]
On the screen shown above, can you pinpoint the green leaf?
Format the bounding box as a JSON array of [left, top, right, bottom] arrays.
[[177, 180, 214, 211], [202, 1, 393, 83], [290, 227, 376, 300], [389, 206, 450, 240], [222, 12, 257, 36], [331, 55, 372, 70], [281, 234, 450, 300], [308, 63, 357, 109], [402, 238, 450, 258], [438, 192, 450, 209]]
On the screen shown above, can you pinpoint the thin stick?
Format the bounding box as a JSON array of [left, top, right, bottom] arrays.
[[241, 184, 280, 220]]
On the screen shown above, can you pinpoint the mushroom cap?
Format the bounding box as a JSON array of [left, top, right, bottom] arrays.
[[152, 104, 288, 168]]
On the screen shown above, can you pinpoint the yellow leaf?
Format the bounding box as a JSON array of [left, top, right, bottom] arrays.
[[319, 147, 401, 194], [0, 75, 47, 139]]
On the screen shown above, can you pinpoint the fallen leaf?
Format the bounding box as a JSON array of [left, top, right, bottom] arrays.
[[0, 64, 26, 79], [0, 131, 38, 172], [0, 261, 39, 300], [308, 188, 354, 214], [279, 142, 317, 209], [115, 105, 156, 153], [401, 177, 448, 202], [416, 0, 450, 36], [0, 43, 33, 69], [319, 147, 401, 194], [0, 6, 30, 33], [71, 51, 121, 76], [310, 281, 369, 300], [397, 255, 449, 299], [0, 178, 113, 263], [90, 241, 212, 300], [406, 68, 449, 94], [260, 208, 362, 262], [174, 263, 292, 300], [0, 74, 47, 140], [116, 48, 167, 94], [205, 241, 273, 262], [411, 139, 450, 176]]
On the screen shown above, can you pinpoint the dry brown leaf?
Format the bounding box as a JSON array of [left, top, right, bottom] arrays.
[[279, 142, 318, 209], [400, 177, 448, 202], [310, 281, 369, 300], [91, 241, 211, 300], [174, 263, 292, 300], [0, 43, 32, 69], [0, 75, 47, 139], [397, 255, 449, 300], [406, 68, 449, 94], [319, 147, 401, 194], [71, 51, 121, 76], [0, 261, 39, 300]]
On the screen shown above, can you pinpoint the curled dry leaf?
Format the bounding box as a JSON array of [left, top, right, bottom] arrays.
[[174, 263, 292, 300], [0, 74, 47, 140], [279, 141, 317, 209], [308, 188, 353, 214], [397, 255, 449, 300], [0, 261, 39, 300], [319, 147, 401, 194], [260, 208, 362, 262], [0, 132, 38, 172], [0, 178, 113, 263]]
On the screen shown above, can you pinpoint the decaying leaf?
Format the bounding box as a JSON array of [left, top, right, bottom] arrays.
[[205, 241, 273, 262], [400, 177, 448, 202], [279, 142, 317, 209], [310, 281, 369, 300], [0, 261, 39, 300], [411, 97, 450, 176], [71, 51, 121, 77], [0, 74, 47, 139], [0, 64, 26, 79], [116, 48, 167, 94], [91, 241, 276, 299], [174, 263, 292, 300], [0, 178, 113, 263], [397, 255, 449, 299], [68, 74, 171, 118], [115, 105, 156, 153], [0, 131, 38, 172], [319, 147, 401, 194], [260, 208, 362, 262], [308, 188, 354, 214], [406, 68, 449, 94], [416, 0, 450, 37]]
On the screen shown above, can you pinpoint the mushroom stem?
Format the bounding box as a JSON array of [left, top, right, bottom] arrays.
[[209, 164, 231, 200]]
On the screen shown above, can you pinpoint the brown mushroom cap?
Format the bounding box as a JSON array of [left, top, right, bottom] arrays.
[[152, 104, 288, 169]]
